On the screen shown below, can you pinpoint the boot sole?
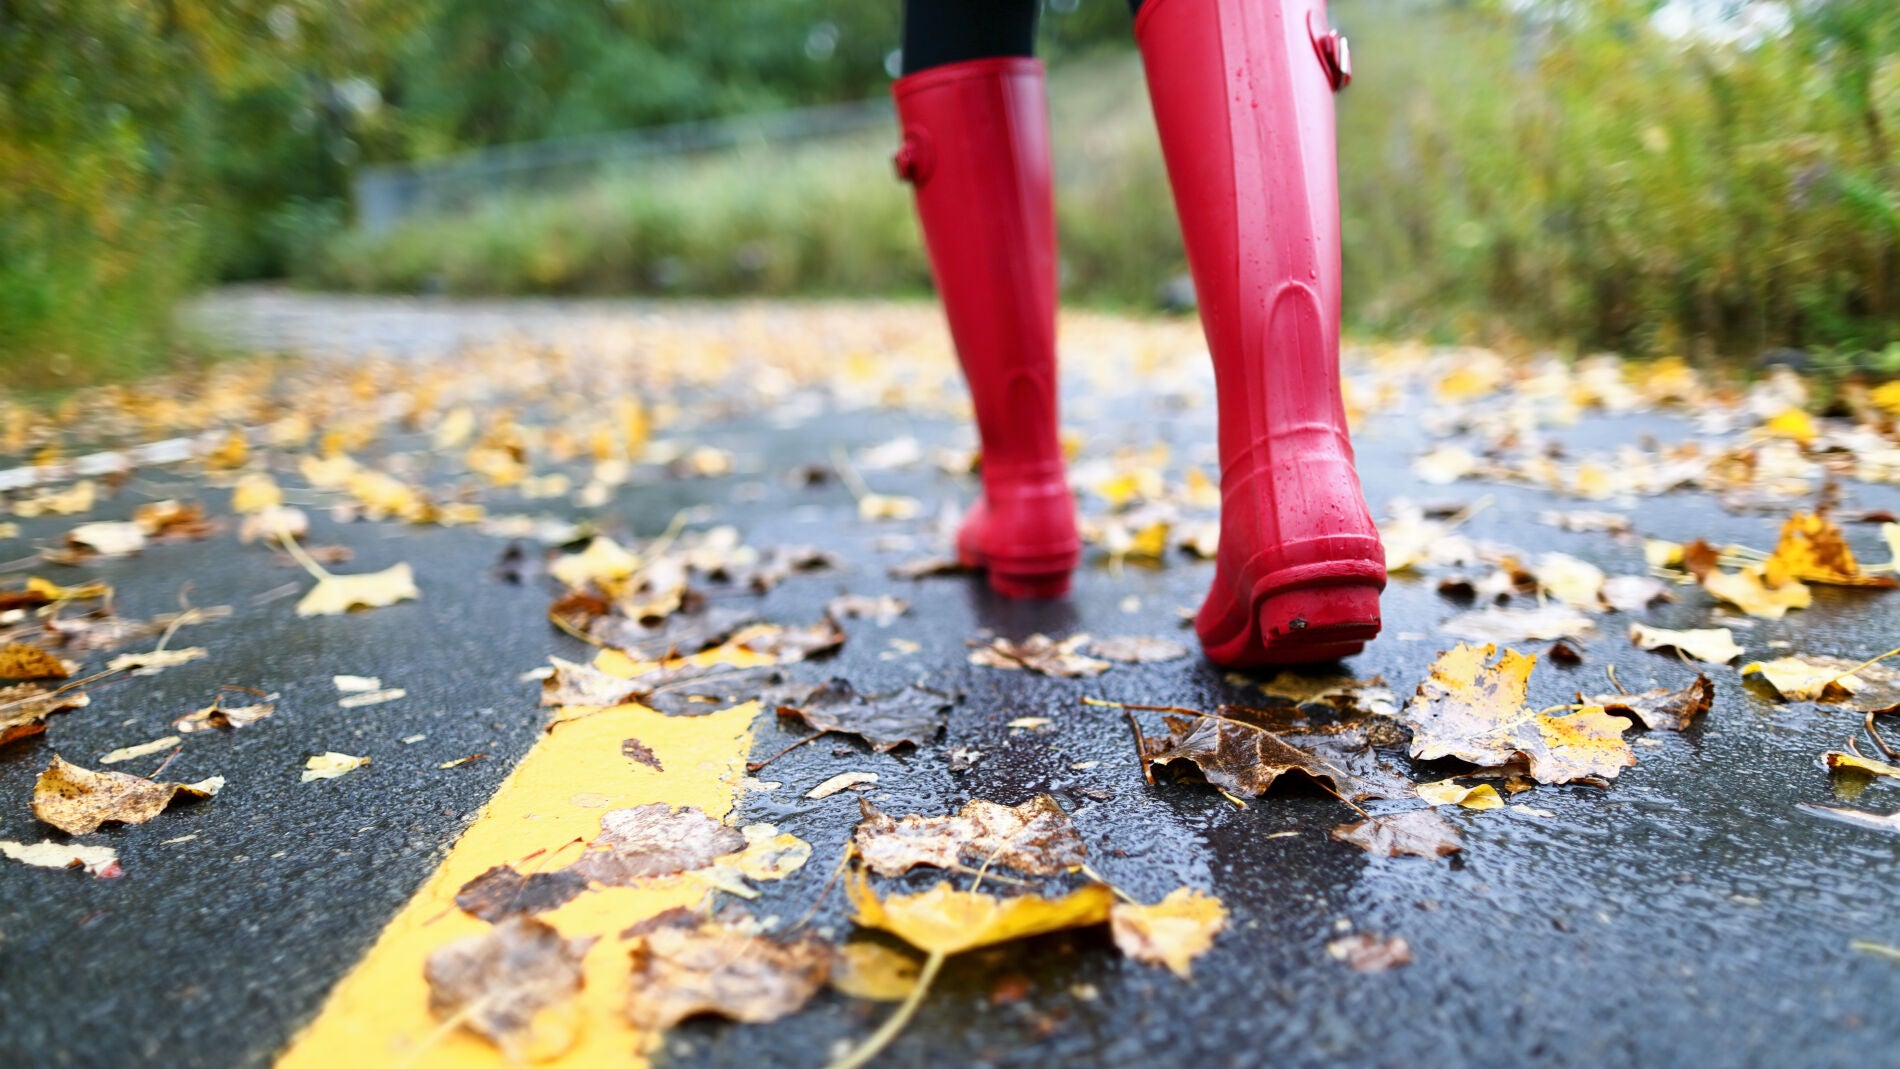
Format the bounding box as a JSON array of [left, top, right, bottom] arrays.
[[958, 544, 1079, 600], [1198, 561, 1384, 669]]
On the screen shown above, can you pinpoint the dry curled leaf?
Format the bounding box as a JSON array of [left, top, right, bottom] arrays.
[[1628, 623, 1744, 664], [1701, 565, 1810, 619], [567, 803, 745, 885], [33, 754, 222, 835], [806, 771, 879, 799], [107, 646, 208, 675], [65, 521, 146, 558], [296, 562, 420, 616], [625, 923, 832, 1031], [174, 700, 274, 733], [1403, 643, 1635, 784], [98, 736, 180, 765], [774, 679, 954, 752], [738, 617, 845, 663], [301, 752, 369, 781], [1825, 751, 1900, 781], [969, 633, 1111, 678], [1582, 674, 1714, 731], [454, 865, 588, 922], [852, 795, 1088, 878], [0, 684, 89, 746], [1089, 635, 1191, 663], [1109, 888, 1227, 979], [847, 872, 1117, 956], [424, 916, 596, 1062], [1330, 809, 1463, 858], [540, 656, 639, 708]]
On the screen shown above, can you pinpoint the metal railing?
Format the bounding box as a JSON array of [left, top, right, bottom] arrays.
[[351, 97, 894, 234]]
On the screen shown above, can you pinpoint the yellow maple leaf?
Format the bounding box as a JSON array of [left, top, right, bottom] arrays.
[[846, 871, 1115, 957], [1763, 512, 1898, 588], [1700, 565, 1811, 619], [1108, 888, 1228, 979], [1403, 643, 1635, 784]]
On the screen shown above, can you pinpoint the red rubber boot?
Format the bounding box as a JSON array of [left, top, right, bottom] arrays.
[[1137, 0, 1385, 666], [893, 58, 1079, 599]]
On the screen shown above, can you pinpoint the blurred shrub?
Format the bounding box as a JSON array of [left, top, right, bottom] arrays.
[[310, 0, 1900, 360]]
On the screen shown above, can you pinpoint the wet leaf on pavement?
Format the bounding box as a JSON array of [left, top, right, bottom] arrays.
[[566, 803, 745, 885], [1089, 635, 1191, 663], [826, 593, 910, 625], [1326, 932, 1413, 972], [1583, 674, 1714, 730], [1108, 888, 1227, 979], [1628, 623, 1744, 664], [1764, 512, 1899, 588], [969, 633, 1112, 678], [774, 679, 954, 752], [1700, 565, 1811, 619], [0, 643, 74, 681], [296, 562, 420, 617], [1, 839, 121, 877], [0, 684, 89, 746], [1403, 643, 1635, 784], [1743, 655, 1900, 707], [625, 923, 832, 1031], [1824, 751, 1900, 781], [454, 864, 589, 922], [33, 754, 222, 835], [846, 872, 1117, 956], [540, 656, 640, 708], [1415, 778, 1504, 809], [424, 916, 596, 1061], [1143, 714, 1405, 802], [1330, 809, 1464, 858], [852, 795, 1088, 877], [738, 616, 845, 663], [301, 752, 369, 781]]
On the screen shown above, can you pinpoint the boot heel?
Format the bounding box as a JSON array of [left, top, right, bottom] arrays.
[[987, 568, 1073, 600], [1253, 583, 1381, 664]]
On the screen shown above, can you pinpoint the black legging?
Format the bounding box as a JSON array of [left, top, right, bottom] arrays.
[[900, 0, 1145, 76]]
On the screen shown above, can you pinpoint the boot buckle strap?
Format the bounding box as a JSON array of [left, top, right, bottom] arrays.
[[1308, 12, 1352, 91], [892, 126, 936, 185]]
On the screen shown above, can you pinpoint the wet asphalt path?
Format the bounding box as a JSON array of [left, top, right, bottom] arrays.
[[1, 291, 1896, 1068]]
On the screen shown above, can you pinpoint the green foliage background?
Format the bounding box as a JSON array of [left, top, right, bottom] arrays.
[[3, 0, 1899, 386]]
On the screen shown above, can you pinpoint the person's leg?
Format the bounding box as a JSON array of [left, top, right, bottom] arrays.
[[892, 0, 1079, 599], [1136, 0, 1384, 666]]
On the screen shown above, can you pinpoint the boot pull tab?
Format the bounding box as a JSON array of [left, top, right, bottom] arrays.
[[893, 126, 936, 185], [1308, 11, 1352, 91]]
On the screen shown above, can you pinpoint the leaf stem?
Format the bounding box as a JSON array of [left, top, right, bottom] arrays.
[[822, 949, 946, 1069]]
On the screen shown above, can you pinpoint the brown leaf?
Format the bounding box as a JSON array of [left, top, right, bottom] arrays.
[[566, 804, 745, 885], [775, 679, 954, 752], [540, 656, 640, 708], [424, 916, 596, 1061], [1143, 714, 1405, 802], [32, 754, 222, 835], [454, 865, 589, 922], [852, 795, 1088, 877], [625, 923, 832, 1031], [0, 684, 89, 747], [825, 594, 909, 625], [592, 606, 760, 661], [1582, 674, 1714, 731], [969, 633, 1111, 678], [1089, 635, 1191, 663], [173, 700, 274, 733], [1330, 810, 1463, 858], [1402, 643, 1635, 784], [631, 663, 786, 717], [0, 643, 73, 681]]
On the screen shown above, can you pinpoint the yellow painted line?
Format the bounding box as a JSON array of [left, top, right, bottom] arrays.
[[277, 649, 771, 1067]]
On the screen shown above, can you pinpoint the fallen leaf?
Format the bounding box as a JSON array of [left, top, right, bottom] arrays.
[[1628, 624, 1745, 664], [454, 865, 589, 922], [1764, 511, 1898, 588], [98, 736, 180, 765], [826, 593, 909, 625], [567, 804, 745, 884], [1403, 643, 1635, 784], [0, 643, 73, 681], [1, 839, 120, 877], [301, 752, 369, 781], [888, 555, 970, 580], [830, 941, 922, 1002], [1330, 809, 1463, 858], [774, 679, 954, 752], [1583, 675, 1714, 731], [1798, 803, 1900, 835], [1701, 565, 1810, 619], [1144, 714, 1405, 801], [1602, 575, 1672, 613], [1326, 932, 1413, 972], [807, 771, 879, 799], [858, 493, 922, 521], [174, 701, 274, 733], [593, 606, 761, 661], [424, 916, 596, 1062], [1108, 888, 1227, 979], [620, 738, 662, 771], [1534, 553, 1606, 610], [540, 656, 640, 708], [625, 922, 832, 1030], [738, 616, 845, 662], [1089, 635, 1191, 663], [338, 688, 405, 708], [107, 646, 208, 675], [1442, 605, 1595, 643], [33, 754, 222, 835], [296, 562, 420, 616], [1741, 655, 1900, 705], [0, 684, 89, 746], [852, 795, 1088, 877], [847, 872, 1116, 956], [969, 633, 1111, 678], [1415, 778, 1504, 810], [134, 499, 214, 540], [66, 521, 146, 557], [1824, 752, 1900, 780]]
